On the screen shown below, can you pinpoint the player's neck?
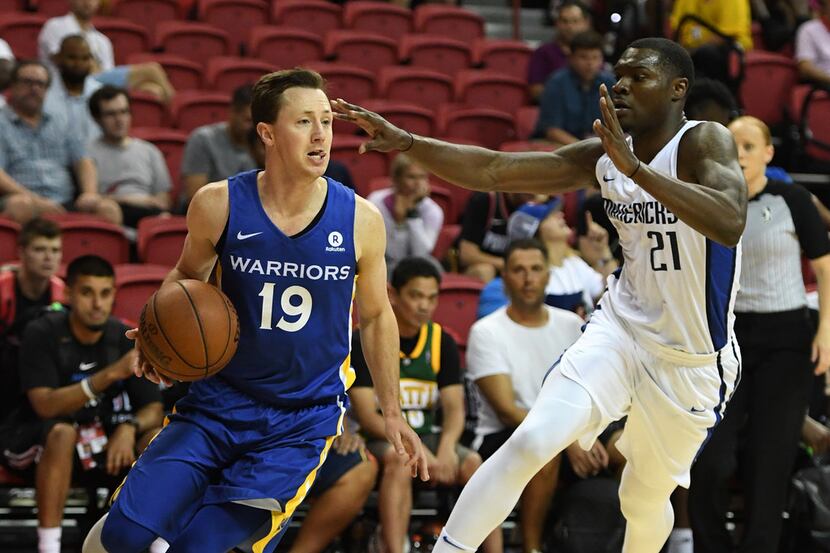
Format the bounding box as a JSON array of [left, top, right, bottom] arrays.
[[506, 303, 549, 328], [631, 116, 687, 164], [747, 175, 768, 199], [71, 12, 93, 29], [16, 270, 50, 300], [259, 169, 324, 215], [545, 240, 570, 267], [68, 314, 103, 345]]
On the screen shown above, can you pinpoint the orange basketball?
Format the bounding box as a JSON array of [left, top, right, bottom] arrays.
[[138, 280, 239, 382]]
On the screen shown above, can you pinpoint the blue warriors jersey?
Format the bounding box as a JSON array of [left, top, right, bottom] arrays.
[[203, 170, 357, 405]]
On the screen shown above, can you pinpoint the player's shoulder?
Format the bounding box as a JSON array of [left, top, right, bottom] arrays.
[[354, 193, 383, 225], [188, 180, 230, 231]]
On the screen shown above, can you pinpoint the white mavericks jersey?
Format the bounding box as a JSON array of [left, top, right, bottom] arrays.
[[596, 120, 741, 364]]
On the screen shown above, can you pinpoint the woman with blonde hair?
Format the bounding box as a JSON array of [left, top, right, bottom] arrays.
[[689, 115, 830, 553]]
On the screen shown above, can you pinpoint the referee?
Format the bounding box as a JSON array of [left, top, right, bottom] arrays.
[[689, 116, 830, 553]]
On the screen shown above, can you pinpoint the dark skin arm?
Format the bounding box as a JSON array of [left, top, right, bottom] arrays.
[[592, 84, 747, 246], [332, 98, 603, 195]]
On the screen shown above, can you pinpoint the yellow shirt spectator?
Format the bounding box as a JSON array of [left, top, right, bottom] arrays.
[[670, 0, 753, 51]]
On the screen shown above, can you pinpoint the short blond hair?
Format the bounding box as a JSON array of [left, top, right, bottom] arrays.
[[729, 115, 771, 146]]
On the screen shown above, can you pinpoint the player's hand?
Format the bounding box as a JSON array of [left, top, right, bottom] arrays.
[[31, 194, 66, 215], [593, 83, 639, 178], [331, 99, 414, 154], [75, 192, 101, 212], [803, 416, 830, 456], [812, 323, 830, 375], [125, 328, 174, 386], [566, 440, 609, 478], [432, 447, 460, 486], [383, 414, 429, 481], [109, 349, 138, 381], [106, 424, 137, 475]]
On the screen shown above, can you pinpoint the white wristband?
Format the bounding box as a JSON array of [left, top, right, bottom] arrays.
[[80, 378, 96, 401]]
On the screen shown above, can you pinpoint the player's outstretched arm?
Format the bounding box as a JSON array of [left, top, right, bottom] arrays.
[[353, 197, 429, 481], [593, 84, 747, 246], [332, 99, 602, 195]]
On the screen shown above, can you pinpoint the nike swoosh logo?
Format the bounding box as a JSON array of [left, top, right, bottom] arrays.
[[690, 406, 706, 413], [602, 175, 615, 182], [79, 362, 97, 371], [441, 536, 467, 551], [237, 231, 263, 240]]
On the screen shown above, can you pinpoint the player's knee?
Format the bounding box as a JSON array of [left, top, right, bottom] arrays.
[[3, 193, 35, 223], [95, 198, 123, 225], [507, 425, 556, 469], [619, 470, 674, 525], [459, 452, 482, 483], [101, 509, 154, 553]]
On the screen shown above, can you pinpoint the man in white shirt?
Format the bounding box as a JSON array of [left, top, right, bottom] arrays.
[[38, 0, 173, 102], [0, 39, 15, 110], [466, 238, 589, 553]]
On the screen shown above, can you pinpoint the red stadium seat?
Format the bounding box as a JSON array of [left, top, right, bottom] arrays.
[[129, 90, 168, 128], [130, 127, 188, 205], [324, 30, 398, 74], [112, 0, 182, 35], [799, 87, 830, 162], [155, 21, 233, 66], [171, 90, 231, 133], [198, 0, 269, 52], [342, 1, 412, 41], [432, 224, 460, 263], [739, 50, 798, 126], [305, 62, 376, 104], [59, 220, 130, 266], [0, 13, 47, 59], [438, 106, 516, 150], [378, 66, 454, 110], [114, 263, 169, 324], [271, 0, 342, 35], [127, 53, 204, 91], [0, 217, 20, 264], [0, 0, 26, 12], [516, 105, 539, 140], [429, 184, 454, 223], [455, 70, 528, 114], [205, 57, 277, 93], [414, 5, 484, 42], [331, 135, 389, 195], [247, 26, 324, 69], [360, 99, 436, 137], [32, 0, 66, 17], [472, 38, 532, 81], [137, 215, 188, 266], [91, 17, 150, 66], [433, 277, 484, 346], [399, 34, 472, 77]]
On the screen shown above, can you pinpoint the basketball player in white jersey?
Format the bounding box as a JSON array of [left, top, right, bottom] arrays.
[[333, 37, 747, 553]]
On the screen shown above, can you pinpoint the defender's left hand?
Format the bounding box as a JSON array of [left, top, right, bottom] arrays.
[[812, 324, 830, 375], [593, 84, 640, 178], [384, 414, 429, 481]]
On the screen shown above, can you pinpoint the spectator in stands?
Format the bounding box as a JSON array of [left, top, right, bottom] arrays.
[[795, 0, 830, 87], [0, 218, 63, 424], [466, 239, 584, 553], [458, 191, 535, 282], [689, 116, 830, 553], [350, 257, 502, 553], [288, 417, 378, 553], [750, 0, 812, 52], [0, 39, 14, 110], [477, 199, 614, 319], [38, 0, 174, 103], [534, 31, 615, 146], [45, 35, 102, 146], [670, 0, 752, 91], [528, 0, 592, 102], [87, 85, 172, 228], [19, 255, 163, 553], [368, 153, 444, 278], [181, 84, 256, 203], [0, 60, 121, 225]]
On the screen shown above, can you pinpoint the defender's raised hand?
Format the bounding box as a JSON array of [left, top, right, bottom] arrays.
[[331, 98, 414, 154], [593, 83, 640, 178]]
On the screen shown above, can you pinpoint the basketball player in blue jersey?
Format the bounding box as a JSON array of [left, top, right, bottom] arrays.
[[333, 37, 747, 553], [81, 69, 429, 553]]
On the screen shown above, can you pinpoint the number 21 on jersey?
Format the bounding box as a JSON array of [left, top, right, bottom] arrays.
[[258, 283, 312, 332]]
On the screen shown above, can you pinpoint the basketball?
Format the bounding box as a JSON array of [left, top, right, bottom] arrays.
[[138, 280, 239, 382]]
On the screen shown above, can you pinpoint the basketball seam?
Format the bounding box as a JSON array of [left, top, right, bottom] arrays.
[[152, 287, 204, 371], [177, 281, 210, 378], [209, 285, 234, 368]]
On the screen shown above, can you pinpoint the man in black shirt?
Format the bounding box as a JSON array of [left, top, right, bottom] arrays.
[[19, 255, 163, 553], [350, 257, 501, 553], [459, 192, 535, 282]]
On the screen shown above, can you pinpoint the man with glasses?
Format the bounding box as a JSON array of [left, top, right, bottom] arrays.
[[0, 60, 121, 225], [87, 85, 172, 227]]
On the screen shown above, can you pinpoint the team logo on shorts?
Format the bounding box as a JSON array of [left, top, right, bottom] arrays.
[[326, 231, 346, 252]]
